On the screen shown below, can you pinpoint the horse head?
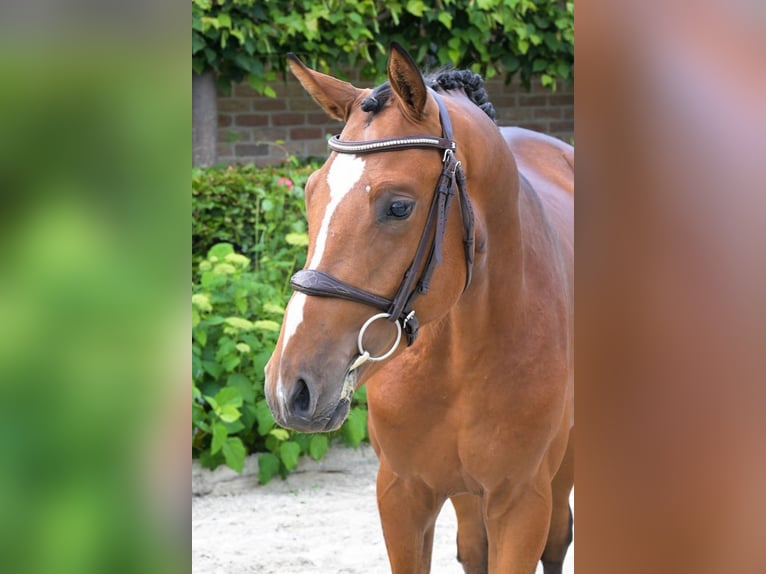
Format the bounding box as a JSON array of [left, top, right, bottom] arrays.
[[264, 44, 487, 432]]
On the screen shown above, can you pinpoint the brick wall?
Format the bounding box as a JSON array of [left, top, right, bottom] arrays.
[[216, 73, 573, 166]]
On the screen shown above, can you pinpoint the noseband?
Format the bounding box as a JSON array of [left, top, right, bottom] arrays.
[[290, 92, 475, 361]]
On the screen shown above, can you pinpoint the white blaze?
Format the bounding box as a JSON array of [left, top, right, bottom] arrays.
[[279, 153, 364, 355], [309, 154, 366, 269], [277, 292, 307, 416], [276, 154, 365, 409], [281, 292, 307, 353]]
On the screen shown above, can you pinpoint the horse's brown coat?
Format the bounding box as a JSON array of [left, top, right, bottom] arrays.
[[264, 45, 574, 574]]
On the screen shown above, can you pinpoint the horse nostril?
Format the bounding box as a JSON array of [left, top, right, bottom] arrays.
[[290, 378, 312, 416]]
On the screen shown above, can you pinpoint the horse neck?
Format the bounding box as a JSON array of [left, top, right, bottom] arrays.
[[430, 118, 527, 359], [465, 123, 525, 308]]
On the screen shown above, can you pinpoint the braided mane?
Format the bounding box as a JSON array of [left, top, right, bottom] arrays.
[[360, 68, 496, 123], [425, 69, 496, 122]]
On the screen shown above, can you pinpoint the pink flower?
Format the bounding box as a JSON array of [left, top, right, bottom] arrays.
[[277, 177, 294, 190]]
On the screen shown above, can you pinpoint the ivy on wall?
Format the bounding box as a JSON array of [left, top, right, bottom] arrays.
[[192, 0, 574, 93]]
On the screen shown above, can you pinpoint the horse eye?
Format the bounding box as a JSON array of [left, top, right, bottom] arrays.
[[387, 200, 413, 219]]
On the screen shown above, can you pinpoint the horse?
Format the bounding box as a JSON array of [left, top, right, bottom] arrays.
[[264, 43, 574, 574]]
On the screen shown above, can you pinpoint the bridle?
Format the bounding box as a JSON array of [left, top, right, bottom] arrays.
[[290, 91, 475, 368]]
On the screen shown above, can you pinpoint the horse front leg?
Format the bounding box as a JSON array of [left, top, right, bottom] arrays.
[[376, 461, 444, 574], [484, 479, 553, 574], [541, 427, 574, 574], [451, 493, 488, 574]]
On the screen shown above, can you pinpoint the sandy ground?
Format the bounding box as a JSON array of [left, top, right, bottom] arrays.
[[192, 444, 574, 573]]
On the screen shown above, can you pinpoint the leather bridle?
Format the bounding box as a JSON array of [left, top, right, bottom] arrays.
[[290, 91, 475, 358]]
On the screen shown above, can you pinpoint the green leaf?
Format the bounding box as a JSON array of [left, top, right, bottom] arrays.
[[230, 29, 244, 44], [309, 434, 329, 460], [224, 317, 254, 331], [258, 452, 280, 484], [222, 437, 246, 473], [200, 16, 219, 31], [203, 394, 217, 409], [405, 0, 426, 17], [192, 32, 206, 55], [215, 386, 243, 408], [279, 441, 301, 471], [263, 302, 285, 315], [253, 319, 280, 332], [292, 433, 311, 453], [211, 423, 228, 454], [437, 12, 452, 29], [202, 360, 223, 378], [284, 232, 308, 246], [265, 434, 279, 453], [269, 428, 290, 441], [216, 336, 236, 361], [192, 354, 203, 380], [226, 373, 255, 403], [341, 407, 367, 447], [217, 13, 231, 28], [235, 295, 247, 315], [218, 404, 241, 423], [221, 354, 241, 372], [250, 351, 273, 377], [222, 419, 245, 434], [354, 384, 367, 405], [254, 399, 275, 435], [192, 402, 207, 429], [208, 243, 234, 259], [199, 450, 223, 470]]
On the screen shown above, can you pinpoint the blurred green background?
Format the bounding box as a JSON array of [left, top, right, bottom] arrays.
[[0, 14, 188, 574]]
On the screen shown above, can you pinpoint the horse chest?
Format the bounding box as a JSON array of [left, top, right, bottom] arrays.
[[367, 373, 538, 493]]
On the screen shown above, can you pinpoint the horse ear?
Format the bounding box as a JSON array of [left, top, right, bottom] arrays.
[[387, 42, 428, 121], [288, 53, 360, 122]]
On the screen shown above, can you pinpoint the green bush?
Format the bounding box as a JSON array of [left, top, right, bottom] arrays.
[[192, 160, 318, 278], [192, 163, 369, 482]]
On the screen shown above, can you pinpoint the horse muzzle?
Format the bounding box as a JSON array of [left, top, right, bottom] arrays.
[[264, 355, 359, 433]]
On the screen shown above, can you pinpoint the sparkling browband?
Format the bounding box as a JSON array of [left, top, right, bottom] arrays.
[[328, 134, 456, 154]]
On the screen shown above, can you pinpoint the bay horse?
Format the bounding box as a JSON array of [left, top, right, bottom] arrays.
[[264, 43, 574, 574]]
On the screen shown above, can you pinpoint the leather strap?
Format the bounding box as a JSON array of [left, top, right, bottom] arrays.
[[328, 134, 455, 154], [290, 269, 390, 312]]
